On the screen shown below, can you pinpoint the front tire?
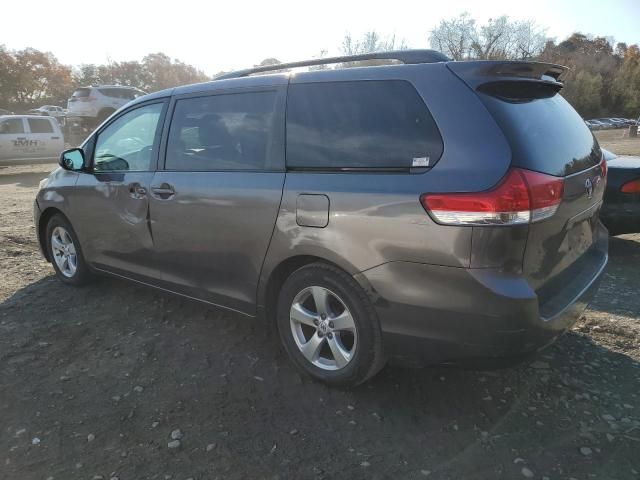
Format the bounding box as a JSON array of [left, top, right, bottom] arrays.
[[46, 214, 92, 286], [276, 263, 386, 387]]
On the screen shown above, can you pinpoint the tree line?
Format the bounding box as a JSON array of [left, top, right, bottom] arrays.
[[429, 14, 639, 118], [0, 48, 209, 110], [1, 13, 638, 119]]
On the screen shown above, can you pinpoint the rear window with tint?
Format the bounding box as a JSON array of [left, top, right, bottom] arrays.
[[479, 89, 600, 176], [28, 118, 54, 134], [72, 88, 91, 97], [286, 80, 443, 170], [98, 88, 141, 100]]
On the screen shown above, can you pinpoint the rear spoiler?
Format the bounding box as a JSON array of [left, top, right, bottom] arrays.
[[447, 61, 568, 90]]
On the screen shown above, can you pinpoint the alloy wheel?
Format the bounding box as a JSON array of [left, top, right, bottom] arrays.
[[51, 226, 78, 278], [289, 286, 357, 371]]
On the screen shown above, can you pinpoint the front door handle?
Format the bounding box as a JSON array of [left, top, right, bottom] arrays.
[[128, 182, 147, 199], [151, 183, 175, 199]]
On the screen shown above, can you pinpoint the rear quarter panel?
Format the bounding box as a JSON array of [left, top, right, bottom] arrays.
[[258, 64, 513, 305]]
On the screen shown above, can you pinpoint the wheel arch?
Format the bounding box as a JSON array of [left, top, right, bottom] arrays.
[[260, 255, 356, 328], [38, 207, 67, 262]]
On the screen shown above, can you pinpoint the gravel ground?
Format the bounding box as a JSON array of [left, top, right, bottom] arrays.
[[1, 163, 639, 480]]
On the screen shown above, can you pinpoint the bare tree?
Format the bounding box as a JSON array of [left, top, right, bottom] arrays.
[[340, 31, 408, 67], [430, 13, 547, 60], [513, 20, 548, 59], [428, 13, 476, 60], [471, 16, 516, 60]]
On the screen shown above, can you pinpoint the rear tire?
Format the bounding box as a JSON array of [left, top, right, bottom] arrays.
[[46, 214, 92, 286], [276, 262, 386, 387]]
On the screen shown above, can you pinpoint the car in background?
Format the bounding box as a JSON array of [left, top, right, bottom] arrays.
[[593, 118, 616, 129], [585, 120, 602, 130], [0, 115, 64, 162], [66, 86, 146, 128], [601, 148, 640, 235], [606, 118, 628, 128], [28, 105, 66, 119], [0, 108, 14, 116]]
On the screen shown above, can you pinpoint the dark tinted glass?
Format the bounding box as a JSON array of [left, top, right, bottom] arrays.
[[480, 90, 600, 176], [166, 91, 277, 171], [99, 88, 139, 100], [28, 118, 54, 134], [286, 80, 443, 170], [0, 118, 24, 134], [72, 88, 91, 97]]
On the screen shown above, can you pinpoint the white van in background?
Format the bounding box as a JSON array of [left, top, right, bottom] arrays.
[[0, 116, 64, 162]]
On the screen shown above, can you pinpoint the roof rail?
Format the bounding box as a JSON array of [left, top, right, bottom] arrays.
[[215, 49, 450, 80]]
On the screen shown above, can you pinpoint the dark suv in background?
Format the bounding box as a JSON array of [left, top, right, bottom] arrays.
[[34, 50, 608, 386]]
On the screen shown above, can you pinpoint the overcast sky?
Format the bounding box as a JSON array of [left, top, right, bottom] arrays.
[[3, 0, 639, 75]]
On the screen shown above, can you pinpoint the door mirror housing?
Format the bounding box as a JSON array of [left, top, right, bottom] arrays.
[[59, 148, 85, 171]]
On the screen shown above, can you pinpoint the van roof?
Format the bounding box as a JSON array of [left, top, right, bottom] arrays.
[[126, 52, 568, 114]]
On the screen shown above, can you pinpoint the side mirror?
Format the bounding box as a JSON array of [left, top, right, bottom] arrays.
[[59, 148, 85, 172]]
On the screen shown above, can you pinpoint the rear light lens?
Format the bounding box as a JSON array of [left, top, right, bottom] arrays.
[[600, 156, 607, 179], [421, 168, 564, 226], [620, 178, 640, 193]]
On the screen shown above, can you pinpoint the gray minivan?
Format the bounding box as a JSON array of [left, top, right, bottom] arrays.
[[34, 50, 608, 386]]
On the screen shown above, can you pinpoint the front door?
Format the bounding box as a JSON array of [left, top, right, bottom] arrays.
[[0, 117, 28, 160], [25, 117, 60, 159], [69, 101, 167, 279], [149, 87, 287, 314]]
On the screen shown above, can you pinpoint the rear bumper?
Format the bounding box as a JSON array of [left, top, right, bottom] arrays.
[[355, 237, 607, 366]]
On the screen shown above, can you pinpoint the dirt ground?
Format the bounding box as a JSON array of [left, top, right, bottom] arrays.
[[594, 129, 640, 156], [1, 159, 639, 480]]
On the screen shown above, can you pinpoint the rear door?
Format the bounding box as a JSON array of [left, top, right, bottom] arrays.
[[0, 117, 28, 160], [149, 86, 286, 314], [450, 62, 607, 294], [26, 117, 62, 158], [68, 88, 94, 116]]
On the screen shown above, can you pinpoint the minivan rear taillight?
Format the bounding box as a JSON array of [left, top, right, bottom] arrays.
[[600, 156, 607, 178], [420, 168, 564, 226]]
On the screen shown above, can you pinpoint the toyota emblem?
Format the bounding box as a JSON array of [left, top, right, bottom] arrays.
[[585, 177, 594, 199]]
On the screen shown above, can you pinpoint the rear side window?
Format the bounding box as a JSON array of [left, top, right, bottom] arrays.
[[166, 91, 278, 171], [479, 88, 600, 176], [28, 118, 54, 134], [99, 88, 120, 98], [286, 80, 443, 170], [99, 88, 144, 100], [0, 118, 24, 134], [72, 88, 91, 98]]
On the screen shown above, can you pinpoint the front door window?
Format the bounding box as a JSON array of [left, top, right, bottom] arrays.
[[94, 103, 163, 172]]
